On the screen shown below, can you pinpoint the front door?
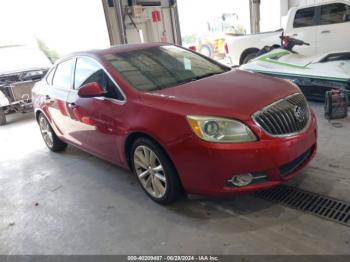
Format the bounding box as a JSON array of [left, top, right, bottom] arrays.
[[66, 57, 126, 163]]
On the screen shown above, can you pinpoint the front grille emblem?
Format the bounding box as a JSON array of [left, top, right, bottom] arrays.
[[253, 93, 309, 136], [293, 106, 305, 123]]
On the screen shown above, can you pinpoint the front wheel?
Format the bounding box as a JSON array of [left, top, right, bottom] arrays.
[[0, 109, 6, 126], [38, 114, 67, 152], [131, 137, 184, 204]]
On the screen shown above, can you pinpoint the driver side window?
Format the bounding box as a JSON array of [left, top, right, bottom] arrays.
[[74, 57, 124, 101]]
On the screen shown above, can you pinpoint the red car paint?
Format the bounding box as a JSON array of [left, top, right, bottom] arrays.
[[32, 43, 317, 196]]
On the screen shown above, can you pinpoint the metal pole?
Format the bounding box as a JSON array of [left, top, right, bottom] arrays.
[[114, 0, 128, 44], [249, 0, 261, 33], [170, 0, 182, 45], [101, 0, 113, 45]]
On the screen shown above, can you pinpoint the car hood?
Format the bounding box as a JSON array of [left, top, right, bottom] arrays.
[[149, 69, 299, 120]]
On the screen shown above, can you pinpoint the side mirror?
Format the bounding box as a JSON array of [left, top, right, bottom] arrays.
[[78, 82, 106, 98]]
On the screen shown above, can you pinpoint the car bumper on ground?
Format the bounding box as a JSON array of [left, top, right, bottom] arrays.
[[168, 114, 317, 197]]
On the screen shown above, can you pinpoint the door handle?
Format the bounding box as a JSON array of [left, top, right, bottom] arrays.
[[292, 33, 298, 36], [321, 30, 331, 34], [67, 102, 77, 109]]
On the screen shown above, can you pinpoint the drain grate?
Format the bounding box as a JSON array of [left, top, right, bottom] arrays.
[[254, 184, 350, 227]]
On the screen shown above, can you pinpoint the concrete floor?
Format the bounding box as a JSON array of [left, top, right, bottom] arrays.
[[0, 103, 349, 255]]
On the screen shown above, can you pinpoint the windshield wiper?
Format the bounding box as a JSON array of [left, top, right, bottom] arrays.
[[194, 72, 223, 80], [176, 72, 223, 85]]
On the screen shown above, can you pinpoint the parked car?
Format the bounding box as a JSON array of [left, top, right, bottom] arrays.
[[32, 43, 317, 204], [0, 45, 52, 125], [226, 0, 350, 65]]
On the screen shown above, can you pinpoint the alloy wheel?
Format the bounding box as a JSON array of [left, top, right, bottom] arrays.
[[39, 116, 54, 148], [133, 145, 167, 199]]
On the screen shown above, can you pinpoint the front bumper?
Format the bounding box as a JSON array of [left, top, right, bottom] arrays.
[[167, 113, 317, 197]]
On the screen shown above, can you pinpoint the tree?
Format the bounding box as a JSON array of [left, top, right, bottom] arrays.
[[36, 38, 61, 62]]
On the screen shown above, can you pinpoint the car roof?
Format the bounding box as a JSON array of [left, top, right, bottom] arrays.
[[53, 42, 170, 65]]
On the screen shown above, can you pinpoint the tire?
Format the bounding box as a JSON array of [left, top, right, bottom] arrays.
[[38, 114, 67, 152], [242, 52, 258, 64], [0, 109, 6, 126], [130, 137, 184, 204]]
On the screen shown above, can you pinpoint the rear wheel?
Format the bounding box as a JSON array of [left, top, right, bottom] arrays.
[[38, 114, 67, 152], [130, 137, 184, 204], [0, 109, 6, 126]]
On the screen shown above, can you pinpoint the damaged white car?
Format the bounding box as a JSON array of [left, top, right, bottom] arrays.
[[0, 45, 52, 125]]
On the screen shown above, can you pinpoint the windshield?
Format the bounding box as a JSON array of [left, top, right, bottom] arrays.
[[104, 45, 230, 91], [0, 45, 52, 75]]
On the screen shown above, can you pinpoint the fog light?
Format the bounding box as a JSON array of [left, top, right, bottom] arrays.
[[230, 174, 254, 187]]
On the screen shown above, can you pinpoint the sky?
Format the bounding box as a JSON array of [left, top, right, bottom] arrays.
[[0, 0, 110, 55]]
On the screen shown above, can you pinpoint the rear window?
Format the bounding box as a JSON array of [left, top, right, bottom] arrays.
[[52, 59, 75, 89], [104, 45, 229, 91], [293, 7, 316, 28]]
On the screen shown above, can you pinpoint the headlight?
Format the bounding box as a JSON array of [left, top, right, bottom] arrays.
[[187, 116, 257, 143]]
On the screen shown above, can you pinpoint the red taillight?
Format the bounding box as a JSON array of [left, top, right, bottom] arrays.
[[282, 36, 289, 48], [224, 42, 229, 54]]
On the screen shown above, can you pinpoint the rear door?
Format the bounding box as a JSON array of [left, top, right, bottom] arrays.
[[46, 58, 75, 137], [316, 3, 350, 54], [290, 6, 317, 56], [65, 57, 125, 163]]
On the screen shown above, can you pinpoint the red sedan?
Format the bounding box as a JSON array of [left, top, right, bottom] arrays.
[[32, 43, 317, 204]]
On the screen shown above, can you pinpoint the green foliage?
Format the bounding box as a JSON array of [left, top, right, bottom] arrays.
[[182, 34, 198, 45], [36, 38, 61, 62]]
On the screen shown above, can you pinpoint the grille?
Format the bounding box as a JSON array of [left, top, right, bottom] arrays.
[[255, 185, 350, 227], [253, 93, 310, 136]]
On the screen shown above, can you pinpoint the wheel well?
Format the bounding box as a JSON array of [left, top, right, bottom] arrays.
[[124, 132, 165, 170], [240, 48, 260, 65], [35, 110, 42, 122], [124, 132, 185, 193], [35, 110, 52, 124]]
